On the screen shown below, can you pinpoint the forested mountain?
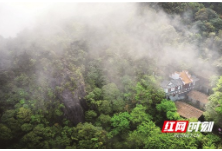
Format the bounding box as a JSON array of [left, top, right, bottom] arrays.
[[0, 2, 222, 149]]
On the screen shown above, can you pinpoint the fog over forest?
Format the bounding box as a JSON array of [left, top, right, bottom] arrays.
[[0, 3, 218, 75]]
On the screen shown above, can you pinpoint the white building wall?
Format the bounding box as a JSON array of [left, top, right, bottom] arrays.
[[169, 94, 179, 101]]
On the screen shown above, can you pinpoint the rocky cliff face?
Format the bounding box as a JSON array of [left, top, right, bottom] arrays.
[[60, 83, 87, 125], [54, 60, 88, 125]]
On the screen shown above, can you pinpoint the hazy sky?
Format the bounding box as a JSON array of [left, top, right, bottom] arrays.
[[0, 2, 51, 38], [0, 2, 135, 38]]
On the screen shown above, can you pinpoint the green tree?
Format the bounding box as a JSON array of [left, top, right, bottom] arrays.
[[85, 110, 97, 122], [127, 121, 159, 148], [17, 107, 32, 122], [73, 123, 107, 149], [130, 104, 152, 125], [97, 100, 112, 115], [21, 123, 33, 132], [134, 76, 164, 108], [1, 110, 16, 122], [156, 99, 180, 121], [204, 76, 222, 126], [202, 134, 221, 149], [195, 8, 218, 21], [0, 124, 13, 141], [98, 114, 111, 127], [102, 83, 121, 101], [128, 121, 201, 149], [110, 112, 131, 136], [1, 110, 21, 134]]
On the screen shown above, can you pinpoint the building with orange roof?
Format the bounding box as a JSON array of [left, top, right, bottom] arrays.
[[161, 71, 199, 101], [161, 71, 210, 118], [171, 71, 193, 85]]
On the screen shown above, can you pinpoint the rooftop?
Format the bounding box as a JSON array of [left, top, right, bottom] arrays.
[[176, 71, 192, 84], [161, 79, 183, 89], [187, 90, 208, 104], [175, 101, 203, 119]]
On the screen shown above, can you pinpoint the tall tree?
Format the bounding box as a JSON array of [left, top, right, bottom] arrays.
[[204, 76, 222, 127]]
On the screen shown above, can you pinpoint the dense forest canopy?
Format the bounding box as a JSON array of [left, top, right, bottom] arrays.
[[0, 2, 222, 149]]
